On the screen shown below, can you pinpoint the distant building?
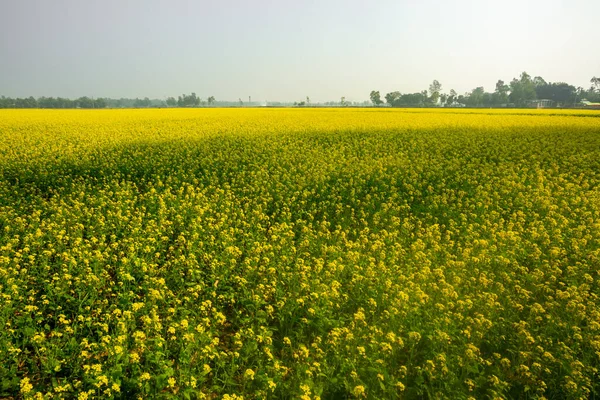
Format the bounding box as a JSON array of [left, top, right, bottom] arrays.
[[581, 100, 600, 110], [528, 99, 554, 108], [445, 102, 465, 108]]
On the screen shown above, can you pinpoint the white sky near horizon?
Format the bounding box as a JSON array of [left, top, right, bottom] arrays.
[[0, 0, 599, 102]]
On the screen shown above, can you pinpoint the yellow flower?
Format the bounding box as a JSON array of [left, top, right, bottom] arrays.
[[96, 375, 109, 387], [20, 377, 33, 394], [352, 385, 366, 397], [244, 369, 255, 380]]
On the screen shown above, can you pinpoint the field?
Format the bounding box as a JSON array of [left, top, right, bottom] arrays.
[[1, 108, 600, 399]]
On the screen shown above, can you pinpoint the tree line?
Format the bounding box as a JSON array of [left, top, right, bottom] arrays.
[[370, 73, 600, 108], [0, 93, 217, 109], [0, 96, 107, 109], [2, 73, 599, 109]]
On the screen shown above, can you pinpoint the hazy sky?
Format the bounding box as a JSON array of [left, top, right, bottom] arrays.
[[1, 0, 599, 102]]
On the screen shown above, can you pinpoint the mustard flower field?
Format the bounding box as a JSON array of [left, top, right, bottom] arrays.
[[1, 108, 600, 399]]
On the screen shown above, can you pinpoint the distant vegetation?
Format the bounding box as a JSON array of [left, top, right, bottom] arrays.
[[1, 74, 599, 109], [372, 73, 600, 108], [0, 93, 218, 109]]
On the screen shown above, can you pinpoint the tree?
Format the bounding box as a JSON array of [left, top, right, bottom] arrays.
[[495, 80, 509, 94], [306, 96, 311, 105], [177, 93, 200, 107], [385, 92, 429, 107], [38, 97, 55, 108], [591, 77, 600, 93], [585, 84, 600, 102], [533, 76, 547, 87], [483, 92, 493, 107], [509, 72, 537, 106], [370, 90, 383, 106], [77, 96, 95, 108], [421, 90, 429, 105], [508, 78, 522, 105], [94, 98, 106, 109], [385, 91, 401, 106], [536, 82, 575, 106], [207, 96, 216, 106], [447, 89, 457, 105], [166, 97, 177, 107], [429, 80, 442, 104], [340, 96, 347, 106], [468, 87, 485, 107], [133, 97, 152, 107], [520, 72, 537, 101], [575, 87, 585, 104], [494, 80, 509, 105]]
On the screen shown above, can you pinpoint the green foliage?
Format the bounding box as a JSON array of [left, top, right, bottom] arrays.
[[535, 82, 576, 105], [384, 91, 428, 107], [428, 80, 442, 104], [370, 91, 384, 106], [178, 93, 200, 107], [508, 72, 537, 106]]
